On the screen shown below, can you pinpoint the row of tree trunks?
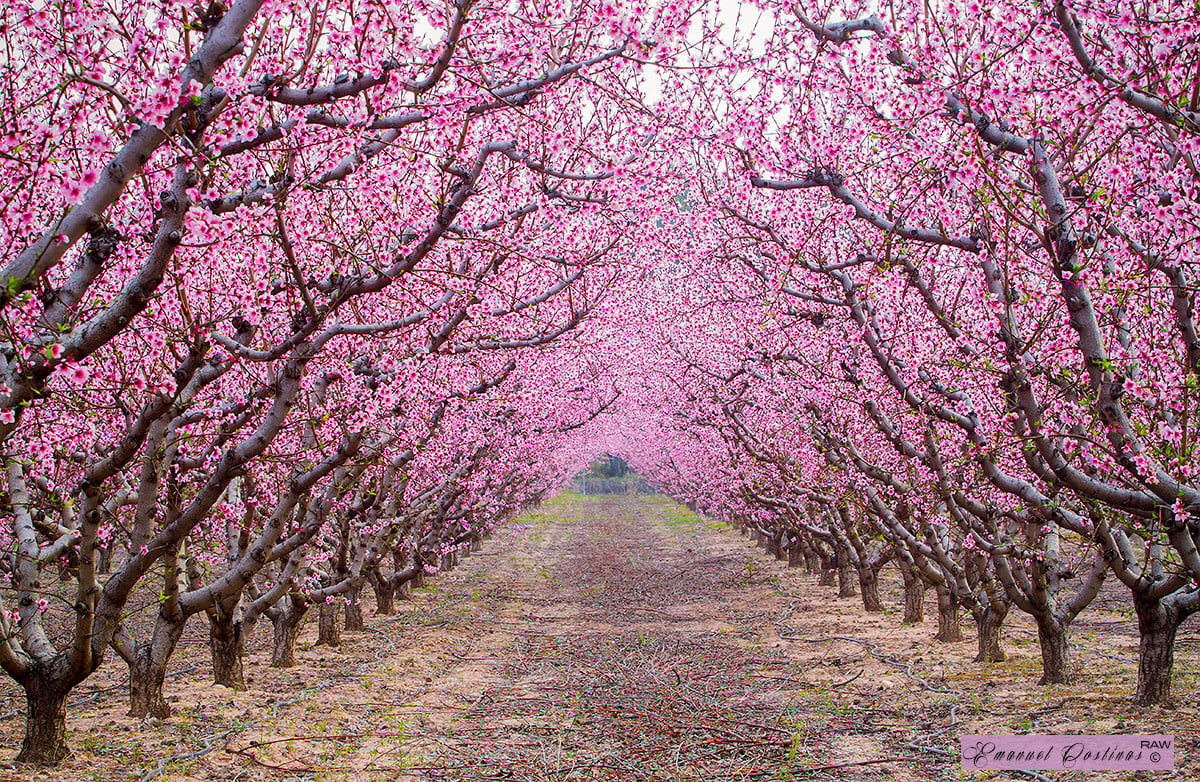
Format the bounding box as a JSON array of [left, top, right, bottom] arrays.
[[309, 541, 480, 659], [752, 522, 977, 653]]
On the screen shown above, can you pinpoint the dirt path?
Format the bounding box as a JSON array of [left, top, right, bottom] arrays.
[[234, 493, 828, 781], [1, 493, 1196, 781], [218, 493, 1200, 781]]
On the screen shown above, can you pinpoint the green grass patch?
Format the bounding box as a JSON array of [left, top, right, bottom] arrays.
[[660, 511, 702, 529]]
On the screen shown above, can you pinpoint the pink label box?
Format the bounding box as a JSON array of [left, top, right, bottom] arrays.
[[960, 734, 1174, 771]]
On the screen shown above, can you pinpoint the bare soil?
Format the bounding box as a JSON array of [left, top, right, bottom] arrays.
[[0, 493, 1196, 781]]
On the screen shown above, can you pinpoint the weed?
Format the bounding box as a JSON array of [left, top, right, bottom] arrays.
[[812, 691, 855, 716], [775, 717, 808, 781], [1010, 713, 1036, 732]]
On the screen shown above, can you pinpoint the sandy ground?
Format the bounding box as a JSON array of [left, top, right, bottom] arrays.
[[0, 492, 1196, 781]]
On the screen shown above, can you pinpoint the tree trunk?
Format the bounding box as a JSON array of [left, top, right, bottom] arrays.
[[128, 615, 187, 719], [901, 568, 924, 625], [837, 562, 857, 598], [818, 554, 836, 587], [368, 569, 395, 615], [470, 537, 482, 553], [344, 584, 364, 632], [316, 602, 340, 647], [16, 677, 72, 765], [128, 648, 172, 720], [208, 612, 246, 690], [1034, 616, 1071, 685], [802, 545, 820, 574], [973, 603, 1007, 663], [857, 565, 883, 612], [934, 584, 963, 642], [411, 569, 425, 589], [270, 597, 308, 668], [786, 543, 805, 569], [1133, 596, 1181, 705]]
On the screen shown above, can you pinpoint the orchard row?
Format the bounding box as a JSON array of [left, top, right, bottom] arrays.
[[2, 0, 1197, 766], [0, 0, 694, 763], [617, 0, 1200, 720]]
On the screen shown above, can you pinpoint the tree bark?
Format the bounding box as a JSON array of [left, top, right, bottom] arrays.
[[129, 648, 172, 720], [901, 568, 924, 625], [316, 602, 340, 647], [857, 564, 883, 612], [1133, 596, 1181, 705], [368, 568, 395, 615], [818, 553, 836, 587], [128, 615, 187, 719], [16, 676, 72, 765], [837, 562, 857, 598], [973, 603, 1007, 663], [208, 612, 246, 690], [270, 597, 308, 668], [344, 584, 364, 632], [934, 583, 963, 642], [771, 532, 788, 561], [801, 542, 820, 574], [1034, 616, 1071, 685]]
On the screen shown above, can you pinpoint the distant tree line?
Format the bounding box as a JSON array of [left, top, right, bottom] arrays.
[[574, 455, 653, 495]]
